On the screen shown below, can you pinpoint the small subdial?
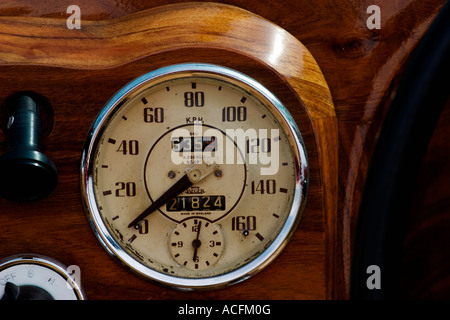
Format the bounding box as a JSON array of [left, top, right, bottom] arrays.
[[169, 218, 224, 271]]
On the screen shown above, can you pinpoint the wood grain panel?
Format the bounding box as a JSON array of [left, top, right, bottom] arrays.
[[0, 3, 336, 300], [0, 0, 446, 299]]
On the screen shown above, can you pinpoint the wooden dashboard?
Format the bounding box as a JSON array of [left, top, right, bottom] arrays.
[[0, 0, 448, 300]]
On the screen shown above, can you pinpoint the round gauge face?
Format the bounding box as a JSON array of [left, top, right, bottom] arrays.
[[81, 63, 308, 290]]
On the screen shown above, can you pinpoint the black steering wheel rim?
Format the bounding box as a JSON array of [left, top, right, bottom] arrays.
[[351, 1, 450, 299]]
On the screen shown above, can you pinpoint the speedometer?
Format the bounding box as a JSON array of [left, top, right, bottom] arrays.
[[81, 63, 308, 290]]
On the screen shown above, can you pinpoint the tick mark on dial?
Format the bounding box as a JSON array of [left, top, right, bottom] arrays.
[[280, 188, 288, 193], [103, 190, 112, 196], [122, 116, 127, 121], [128, 234, 137, 243], [255, 233, 264, 241], [141, 97, 148, 105], [107, 138, 116, 145], [191, 83, 197, 89], [240, 97, 247, 104]]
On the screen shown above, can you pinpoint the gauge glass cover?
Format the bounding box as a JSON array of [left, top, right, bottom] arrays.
[[81, 63, 308, 290]]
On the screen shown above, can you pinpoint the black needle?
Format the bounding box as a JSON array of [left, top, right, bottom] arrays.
[[128, 174, 192, 229], [128, 160, 218, 229], [192, 220, 202, 262]]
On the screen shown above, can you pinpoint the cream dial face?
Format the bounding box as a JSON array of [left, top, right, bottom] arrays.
[[82, 64, 307, 289]]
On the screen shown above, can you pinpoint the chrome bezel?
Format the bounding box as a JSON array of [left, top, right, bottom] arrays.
[[80, 63, 308, 291]]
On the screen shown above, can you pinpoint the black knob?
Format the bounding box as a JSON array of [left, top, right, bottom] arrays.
[[0, 93, 57, 201], [1, 282, 54, 300]]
